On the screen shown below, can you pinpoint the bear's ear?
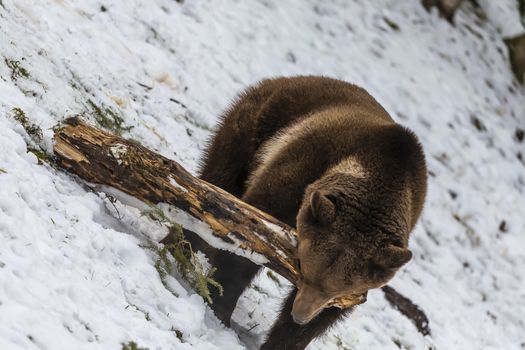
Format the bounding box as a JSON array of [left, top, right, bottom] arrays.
[[373, 245, 412, 269], [310, 190, 336, 226]]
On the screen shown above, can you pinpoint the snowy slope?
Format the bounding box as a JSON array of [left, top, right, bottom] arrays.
[[1, 0, 524, 349]]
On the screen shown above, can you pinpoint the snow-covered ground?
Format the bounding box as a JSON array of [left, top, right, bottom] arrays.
[[1, 0, 524, 349]]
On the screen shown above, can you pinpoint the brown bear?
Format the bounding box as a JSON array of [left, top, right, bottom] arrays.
[[190, 76, 427, 350]]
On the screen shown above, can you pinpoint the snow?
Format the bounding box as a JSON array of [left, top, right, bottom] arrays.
[[169, 177, 188, 193], [477, 0, 525, 38], [110, 144, 130, 165], [1, 0, 524, 349]]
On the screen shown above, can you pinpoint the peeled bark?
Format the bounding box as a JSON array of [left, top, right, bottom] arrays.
[[52, 117, 430, 333]]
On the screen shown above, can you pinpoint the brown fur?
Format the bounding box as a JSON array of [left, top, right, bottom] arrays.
[[193, 76, 427, 350]]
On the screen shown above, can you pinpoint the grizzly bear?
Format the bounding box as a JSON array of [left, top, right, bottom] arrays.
[[190, 76, 427, 350]]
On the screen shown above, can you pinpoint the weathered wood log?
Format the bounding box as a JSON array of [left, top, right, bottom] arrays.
[[54, 118, 297, 278], [52, 117, 430, 333]]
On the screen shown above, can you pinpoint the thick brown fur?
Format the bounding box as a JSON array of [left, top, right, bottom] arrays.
[[192, 76, 427, 350]]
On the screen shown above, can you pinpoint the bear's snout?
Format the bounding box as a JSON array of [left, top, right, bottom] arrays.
[[291, 283, 329, 325]]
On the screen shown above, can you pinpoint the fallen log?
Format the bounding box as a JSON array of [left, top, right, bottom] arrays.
[[52, 117, 430, 333]]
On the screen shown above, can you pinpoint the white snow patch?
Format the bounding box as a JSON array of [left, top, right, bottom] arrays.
[[97, 185, 151, 213], [261, 219, 298, 247], [109, 143, 129, 165], [170, 176, 189, 193]]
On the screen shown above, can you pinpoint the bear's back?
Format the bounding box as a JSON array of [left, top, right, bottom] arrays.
[[199, 76, 394, 199]]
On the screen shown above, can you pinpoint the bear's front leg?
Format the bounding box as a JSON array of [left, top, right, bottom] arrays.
[[182, 227, 261, 326], [207, 249, 261, 327], [261, 289, 352, 350]]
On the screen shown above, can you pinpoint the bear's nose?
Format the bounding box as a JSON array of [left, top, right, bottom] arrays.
[[291, 312, 309, 325]]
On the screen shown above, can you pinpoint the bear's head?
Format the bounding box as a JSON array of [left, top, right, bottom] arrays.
[[291, 179, 412, 325]]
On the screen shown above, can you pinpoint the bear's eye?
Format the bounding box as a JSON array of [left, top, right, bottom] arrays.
[[367, 261, 388, 280], [326, 193, 338, 205], [390, 237, 404, 247]]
